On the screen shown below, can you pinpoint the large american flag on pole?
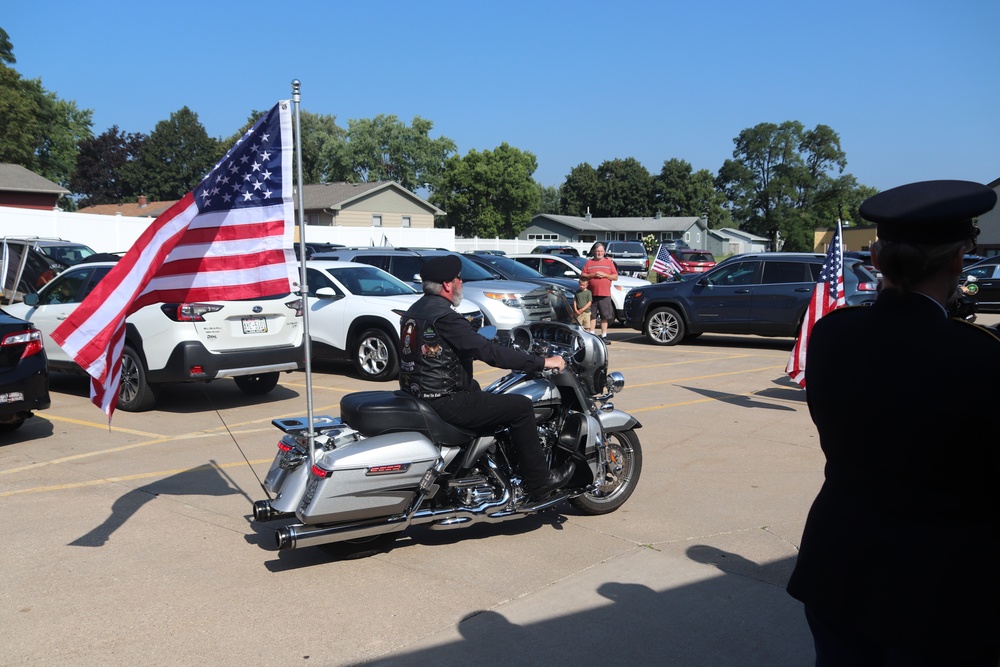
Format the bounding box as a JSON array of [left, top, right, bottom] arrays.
[[652, 244, 684, 278], [785, 219, 846, 387], [52, 101, 298, 418]]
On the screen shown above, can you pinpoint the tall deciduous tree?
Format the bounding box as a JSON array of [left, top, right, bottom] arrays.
[[71, 126, 146, 206], [594, 157, 653, 217], [341, 114, 455, 192], [653, 158, 731, 228], [0, 27, 15, 64], [129, 107, 220, 200], [431, 143, 540, 238], [535, 182, 560, 214], [559, 163, 600, 216], [716, 121, 862, 251]]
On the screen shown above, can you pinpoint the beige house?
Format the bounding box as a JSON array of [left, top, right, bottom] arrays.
[[300, 181, 442, 228]]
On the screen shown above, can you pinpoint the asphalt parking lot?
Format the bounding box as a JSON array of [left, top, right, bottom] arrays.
[[4, 320, 949, 666]]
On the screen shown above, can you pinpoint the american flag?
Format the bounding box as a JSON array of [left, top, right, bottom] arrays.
[[652, 244, 684, 278], [786, 220, 846, 387], [52, 101, 298, 418]]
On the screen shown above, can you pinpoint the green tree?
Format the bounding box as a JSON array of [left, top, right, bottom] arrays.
[[535, 182, 560, 214], [341, 114, 455, 192], [594, 157, 653, 217], [129, 107, 221, 200], [653, 158, 731, 228], [559, 163, 600, 216], [431, 143, 540, 238], [716, 121, 861, 252], [0, 27, 15, 64], [34, 95, 93, 192], [0, 65, 42, 168], [71, 126, 146, 206]]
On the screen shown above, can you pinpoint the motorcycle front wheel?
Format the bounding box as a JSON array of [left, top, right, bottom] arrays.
[[570, 429, 642, 515]]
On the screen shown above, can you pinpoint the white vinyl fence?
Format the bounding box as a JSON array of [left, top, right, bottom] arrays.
[[0, 207, 595, 257]]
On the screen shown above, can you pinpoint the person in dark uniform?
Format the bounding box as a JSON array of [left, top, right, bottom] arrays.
[[787, 180, 1000, 666], [398, 254, 575, 499]]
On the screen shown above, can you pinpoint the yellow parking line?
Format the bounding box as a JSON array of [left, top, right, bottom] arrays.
[[46, 414, 165, 437], [0, 402, 344, 477], [628, 365, 787, 387], [0, 458, 275, 498]]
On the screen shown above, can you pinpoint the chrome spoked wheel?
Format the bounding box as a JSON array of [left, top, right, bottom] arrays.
[[570, 429, 643, 515]]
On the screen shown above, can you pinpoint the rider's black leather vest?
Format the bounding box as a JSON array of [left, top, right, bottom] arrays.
[[399, 295, 464, 399]]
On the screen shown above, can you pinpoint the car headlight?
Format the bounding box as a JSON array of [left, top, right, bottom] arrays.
[[482, 292, 523, 308]]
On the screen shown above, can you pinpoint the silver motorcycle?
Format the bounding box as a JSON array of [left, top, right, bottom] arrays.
[[252, 288, 643, 553]]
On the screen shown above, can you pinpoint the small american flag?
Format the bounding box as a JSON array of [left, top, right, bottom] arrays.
[[786, 220, 846, 387], [652, 244, 684, 278], [52, 101, 298, 418]]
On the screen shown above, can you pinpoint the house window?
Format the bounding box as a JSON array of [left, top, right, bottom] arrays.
[[527, 233, 558, 241], [401, 215, 411, 228], [305, 213, 320, 226], [579, 234, 596, 243], [684, 232, 691, 242], [372, 215, 382, 227]]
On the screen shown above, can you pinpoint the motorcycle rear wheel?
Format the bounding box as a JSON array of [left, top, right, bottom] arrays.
[[570, 429, 642, 515]]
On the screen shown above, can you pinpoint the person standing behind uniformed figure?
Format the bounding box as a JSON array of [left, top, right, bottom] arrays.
[[787, 180, 1000, 666], [574, 277, 592, 329], [581, 242, 618, 343]]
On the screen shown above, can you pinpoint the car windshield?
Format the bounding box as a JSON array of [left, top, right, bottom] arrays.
[[454, 254, 502, 282], [329, 265, 416, 296], [474, 255, 546, 281]]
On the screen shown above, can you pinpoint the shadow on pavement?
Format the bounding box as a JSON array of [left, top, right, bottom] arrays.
[[676, 385, 797, 411], [358, 548, 811, 666], [69, 460, 246, 547]]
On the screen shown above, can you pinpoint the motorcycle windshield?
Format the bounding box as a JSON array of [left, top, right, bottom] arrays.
[[519, 285, 577, 325]]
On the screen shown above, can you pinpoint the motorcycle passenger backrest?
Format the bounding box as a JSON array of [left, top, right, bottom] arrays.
[[340, 390, 475, 447]]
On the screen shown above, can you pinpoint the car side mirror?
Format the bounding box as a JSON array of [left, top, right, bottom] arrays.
[[315, 287, 340, 299], [697, 277, 710, 287], [24, 292, 39, 306]]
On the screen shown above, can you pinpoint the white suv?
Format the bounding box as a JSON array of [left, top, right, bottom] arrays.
[[305, 260, 483, 382], [6, 262, 303, 411], [508, 253, 650, 323]]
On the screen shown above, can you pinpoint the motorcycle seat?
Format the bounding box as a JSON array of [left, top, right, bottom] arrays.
[[340, 390, 475, 447]]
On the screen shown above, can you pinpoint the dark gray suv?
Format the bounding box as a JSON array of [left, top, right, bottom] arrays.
[[622, 253, 879, 345], [590, 241, 649, 277]]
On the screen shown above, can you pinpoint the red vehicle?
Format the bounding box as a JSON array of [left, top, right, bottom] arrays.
[[675, 250, 716, 274]]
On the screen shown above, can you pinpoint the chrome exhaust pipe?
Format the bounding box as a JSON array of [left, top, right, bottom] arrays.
[[276, 516, 408, 550], [253, 500, 294, 522]]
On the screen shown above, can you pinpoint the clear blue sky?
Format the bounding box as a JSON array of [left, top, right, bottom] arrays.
[[6, 0, 998, 193]]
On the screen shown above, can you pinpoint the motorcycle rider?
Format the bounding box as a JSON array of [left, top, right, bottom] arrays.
[[398, 254, 575, 499]]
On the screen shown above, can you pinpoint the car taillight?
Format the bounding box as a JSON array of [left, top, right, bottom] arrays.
[[1, 329, 44, 359], [160, 303, 224, 322], [285, 297, 303, 317], [858, 282, 878, 292]]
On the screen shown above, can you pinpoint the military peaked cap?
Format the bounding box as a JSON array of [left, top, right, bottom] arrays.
[[861, 180, 997, 244]]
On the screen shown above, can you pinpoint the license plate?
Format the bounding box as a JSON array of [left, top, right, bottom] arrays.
[[0, 392, 24, 404], [242, 317, 268, 334]]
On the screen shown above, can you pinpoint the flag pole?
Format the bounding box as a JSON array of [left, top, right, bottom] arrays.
[[291, 80, 317, 456]]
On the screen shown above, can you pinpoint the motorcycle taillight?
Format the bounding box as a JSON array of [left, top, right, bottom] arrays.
[[311, 464, 332, 478]]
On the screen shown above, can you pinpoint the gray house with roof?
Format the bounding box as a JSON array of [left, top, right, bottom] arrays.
[[707, 228, 770, 256], [522, 213, 710, 248], [974, 176, 1000, 257]]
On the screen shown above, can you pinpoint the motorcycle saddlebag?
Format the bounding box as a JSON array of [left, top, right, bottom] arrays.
[[297, 431, 439, 525]]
